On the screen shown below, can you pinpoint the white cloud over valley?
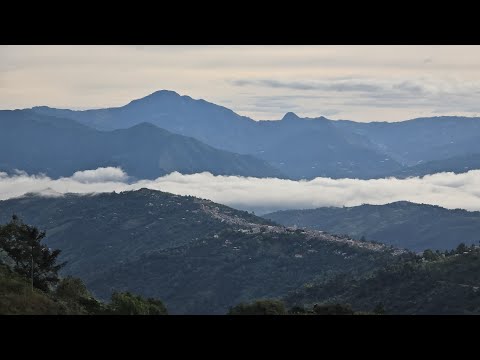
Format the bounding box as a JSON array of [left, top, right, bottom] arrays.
[[1, 167, 480, 214]]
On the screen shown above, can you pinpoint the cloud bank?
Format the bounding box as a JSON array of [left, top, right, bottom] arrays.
[[1, 167, 480, 214]]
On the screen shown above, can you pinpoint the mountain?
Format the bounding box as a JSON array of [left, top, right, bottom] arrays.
[[31, 90, 259, 153], [285, 246, 480, 315], [249, 114, 402, 179], [381, 153, 480, 178], [0, 189, 407, 314], [0, 110, 283, 179], [30, 91, 404, 179], [28, 91, 480, 179], [333, 116, 480, 166], [263, 201, 480, 252]]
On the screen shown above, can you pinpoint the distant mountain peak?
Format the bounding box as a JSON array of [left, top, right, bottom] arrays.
[[282, 112, 300, 121], [126, 90, 182, 107], [149, 89, 181, 97]]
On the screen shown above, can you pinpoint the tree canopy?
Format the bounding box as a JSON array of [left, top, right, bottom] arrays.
[[0, 215, 66, 291]]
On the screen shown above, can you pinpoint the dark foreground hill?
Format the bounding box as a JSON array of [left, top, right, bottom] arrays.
[[285, 246, 480, 315], [264, 201, 480, 252], [0, 189, 407, 314]]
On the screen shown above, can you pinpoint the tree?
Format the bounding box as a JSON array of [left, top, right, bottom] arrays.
[[373, 302, 386, 315], [312, 303, 354, 315], [456, 242, 468, 254], [55, 276, 103, 314], [108, 291, 168, 315], [228, 299, 287, 315], [0, 215, 66, 291], [423, 249, 438, 261], [56, 276, 91, 299], [288, 305, 307, 314]]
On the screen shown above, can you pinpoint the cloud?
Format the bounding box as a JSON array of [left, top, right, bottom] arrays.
[[70, 167, 129, 183], [1, 168, 480, 215], [230, 78, 427, 95], [231, 79, 383, 92]]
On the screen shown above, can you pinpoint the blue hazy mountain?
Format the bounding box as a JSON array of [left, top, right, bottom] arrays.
[[379, 153, 480, 178], [264, 201, 480, 251], [28, 91, 480, 179], [30, 91, 403, 179], [0, 110, 283, 179], [333, 116, 480, 166]]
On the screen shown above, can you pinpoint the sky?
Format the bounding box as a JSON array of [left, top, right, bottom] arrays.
[[2, 168, 480, 214], [2, 45, 480, 122]]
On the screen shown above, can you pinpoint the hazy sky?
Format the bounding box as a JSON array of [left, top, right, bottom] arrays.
[[2, 45, 480, 121]]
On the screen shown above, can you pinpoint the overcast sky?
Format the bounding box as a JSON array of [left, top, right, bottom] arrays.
[[2, 45, 480, 122]]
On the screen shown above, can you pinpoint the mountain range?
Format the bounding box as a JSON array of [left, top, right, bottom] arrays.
[[0, 109, 282, 179], [23, 89, 480, 179], [264, 201, 480, 251]]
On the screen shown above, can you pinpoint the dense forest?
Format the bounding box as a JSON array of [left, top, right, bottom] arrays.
[[2, 214, 480, 315], [285, 244, 480, 315]]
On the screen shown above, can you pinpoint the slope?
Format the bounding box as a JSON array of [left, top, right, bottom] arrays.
[[263, 201, 480, 252], [285, 247, 480, 315], [0, 189, 408, 314]]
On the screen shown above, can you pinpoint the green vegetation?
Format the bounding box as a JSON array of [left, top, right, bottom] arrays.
[[285, 245, 480, 315], [228, 299, 370, 315], [228, 299, 287, 315], [0, 215, 65, 291], [107, 292, 168, 315], [2, 210, 480, 315], [87, 228, 400, 314], [0, 216, 167, 315], [264, 201, 480, 251], [0, 189, 402, 314]]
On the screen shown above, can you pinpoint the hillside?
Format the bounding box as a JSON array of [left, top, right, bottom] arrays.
[[285, 246, 480, 315], [0, 189, 408, 314], [0, 110, 283, 179], [0, 265, 67, 315], [264, 202, 480, 252]]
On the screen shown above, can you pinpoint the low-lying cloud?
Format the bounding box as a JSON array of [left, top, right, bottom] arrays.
[[1, 167, 480, 214], [70, 167, 129, 183]]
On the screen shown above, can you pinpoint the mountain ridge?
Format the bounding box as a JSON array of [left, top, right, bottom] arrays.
[[26, 89, 480, 179], [0, 110, 283, 179], [264, 201, 480, 251]]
